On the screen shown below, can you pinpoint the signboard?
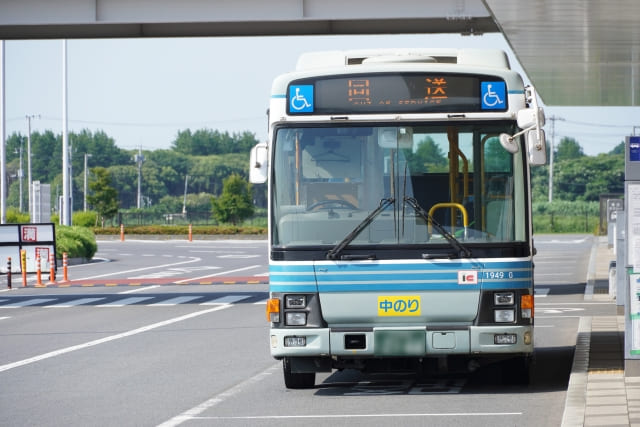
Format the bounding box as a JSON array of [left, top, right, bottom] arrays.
[[630, 273, 640, 355], [625, 136, 640, 180], [288, 73, 508, 115], [0, 224, 56, 273]]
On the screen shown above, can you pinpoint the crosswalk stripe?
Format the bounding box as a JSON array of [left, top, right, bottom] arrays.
[[45, 298, 106, 308], [149, 296, 202, 306], [535, 288, 550, 297], [2, 298, 57, 308], [97, 297, 154, 307], [200, 295, 250, 305]]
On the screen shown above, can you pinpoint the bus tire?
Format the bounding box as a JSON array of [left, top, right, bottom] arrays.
[[283, 357, 315, 389]]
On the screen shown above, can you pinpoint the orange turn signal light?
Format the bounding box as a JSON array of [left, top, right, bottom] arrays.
[[266, 298, 280, 322], [521, 294, 534, 316]]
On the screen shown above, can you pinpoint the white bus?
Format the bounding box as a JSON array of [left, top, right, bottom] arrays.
[[250, 48, 546, 388]]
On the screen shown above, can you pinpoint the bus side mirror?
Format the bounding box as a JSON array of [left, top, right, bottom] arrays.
[[249, 143, 268, 184], [499, 85, 547, 165], [526, 129, 547, 165], [517, 107, 545, 129]]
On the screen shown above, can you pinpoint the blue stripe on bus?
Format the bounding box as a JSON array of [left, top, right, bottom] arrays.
[[269, 260, 532, 293]]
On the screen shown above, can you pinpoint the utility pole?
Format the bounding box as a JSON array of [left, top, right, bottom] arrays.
[[0, 41, 5, 224], [547, 115, 565, 202], [61, 40, 72, 225], [182, 175, 189, 215], [83, 153, 92, 211], [135, 147, 144, 209], [26, 114, 40, 221], [17, 144, 23, 212]]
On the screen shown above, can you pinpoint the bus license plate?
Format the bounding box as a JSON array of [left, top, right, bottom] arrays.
[[377, 295, 421, 316]]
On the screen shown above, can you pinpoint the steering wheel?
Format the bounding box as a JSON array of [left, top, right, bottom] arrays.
[[306, 199, 358, 211]]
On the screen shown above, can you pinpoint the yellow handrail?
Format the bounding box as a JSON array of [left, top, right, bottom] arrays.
[[428, 202, 469, 238]]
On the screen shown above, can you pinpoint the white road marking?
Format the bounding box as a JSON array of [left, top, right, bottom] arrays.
[[194, 412, 523, 421], [149, 296, 201, 306], [535, 288, 550, 297], [200, 295, 250, 305], [0, 304, 231, 373], [72, 257, 202, 280], [157, 363, 280, 427], [1, 298, 56, 308], [44, 297, 106, 308], [175, 265, 261, 284], [96, 297, 154, 307], [120, 285, 161, 294]]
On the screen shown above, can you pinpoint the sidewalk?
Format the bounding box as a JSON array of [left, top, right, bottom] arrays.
[[561, 236, 640, 426]]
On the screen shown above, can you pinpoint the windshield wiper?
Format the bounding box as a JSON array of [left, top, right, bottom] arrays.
[[326, 198, 395, 260], [403, 197, 472, 258]]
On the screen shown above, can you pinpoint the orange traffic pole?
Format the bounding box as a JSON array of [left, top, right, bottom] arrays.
[[120, 224, 125, 241], [188, 224, 193, 242], [62, 252, 69, 282], [35, 253, 43, 287], [48, 252, 56, 284]]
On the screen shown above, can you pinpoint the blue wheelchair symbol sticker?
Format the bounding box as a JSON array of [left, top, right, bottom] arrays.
[[481, 81, 506, 110], [289, 85, 314, 113]]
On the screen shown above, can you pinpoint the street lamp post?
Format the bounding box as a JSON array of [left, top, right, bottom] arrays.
[[83, 153, 92, 211], [16, 144, 23, 212], [25, 114, 40, 220], [135, 147, 144, 209]]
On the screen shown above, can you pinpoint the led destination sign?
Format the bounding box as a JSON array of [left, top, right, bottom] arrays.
[[287, 73, 507, 115]]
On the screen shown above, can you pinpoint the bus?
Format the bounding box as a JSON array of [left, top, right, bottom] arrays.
[[250, 48, 546, 388]]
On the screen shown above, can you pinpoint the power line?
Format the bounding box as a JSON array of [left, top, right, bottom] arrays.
[[559, 119, 635, 129], [7, 115, 264, 128]]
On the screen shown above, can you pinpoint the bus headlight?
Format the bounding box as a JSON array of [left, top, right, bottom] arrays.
[[286, 312, 307, 326], [494, 309, 515, 323], [285, 295, 307, 308], [494, 292, 515, 305]]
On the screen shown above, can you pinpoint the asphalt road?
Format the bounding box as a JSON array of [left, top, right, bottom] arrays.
[[0, 234, 605, 426]]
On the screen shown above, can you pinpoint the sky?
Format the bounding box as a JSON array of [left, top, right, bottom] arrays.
[[3, 33, 639, 156]]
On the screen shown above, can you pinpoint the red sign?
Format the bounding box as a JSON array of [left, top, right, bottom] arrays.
[[22, 226, 37, 242]]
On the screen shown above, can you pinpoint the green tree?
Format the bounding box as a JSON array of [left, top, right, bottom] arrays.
[[554, 153, 624, 201], [555, 137, 584, 162], [404, 137, 448, 173], [172, 129, 258, 156], [211, 174, 254, 225], [87, 167, 119, 226]]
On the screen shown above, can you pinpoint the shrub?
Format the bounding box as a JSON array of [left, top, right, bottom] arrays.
[[56, 226, 97, 259], [5, 208, 29, 224], [73, 211, 99, 227]]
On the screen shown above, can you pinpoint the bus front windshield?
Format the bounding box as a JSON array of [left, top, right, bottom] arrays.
[[272, 124, 526, 248]]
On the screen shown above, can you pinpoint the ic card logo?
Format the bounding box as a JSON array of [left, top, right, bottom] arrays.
[[458, 270, 478, 285]]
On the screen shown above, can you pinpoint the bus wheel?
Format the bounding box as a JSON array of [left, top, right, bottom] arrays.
[[283, 357, 315, 389]]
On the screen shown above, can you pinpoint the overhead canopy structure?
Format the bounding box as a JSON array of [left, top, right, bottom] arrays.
[[0, 0, 638, 107]]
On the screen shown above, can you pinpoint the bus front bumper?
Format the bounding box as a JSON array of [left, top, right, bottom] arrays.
[[270, 325, 533, 358]]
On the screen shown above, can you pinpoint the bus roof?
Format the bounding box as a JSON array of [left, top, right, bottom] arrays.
[[296, 49, 511, 71]]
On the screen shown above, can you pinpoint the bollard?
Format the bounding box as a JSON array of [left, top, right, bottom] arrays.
[[7, 257, 11, 289], [120, 224, 125, 241], [188, 224, 193, 242], [20, 249, 27, 287], [35, 254, 43, 286], [62, 252, 69, 282], [48, 252, 56, 284]]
